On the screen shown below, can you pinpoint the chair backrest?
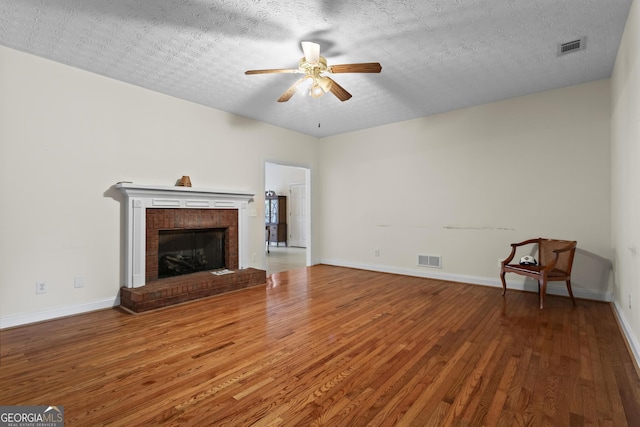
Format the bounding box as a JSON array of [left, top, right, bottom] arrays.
[[539, 239, 577, 274]]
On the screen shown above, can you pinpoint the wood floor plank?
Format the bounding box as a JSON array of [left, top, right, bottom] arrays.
[[1, 265, 639, 426]]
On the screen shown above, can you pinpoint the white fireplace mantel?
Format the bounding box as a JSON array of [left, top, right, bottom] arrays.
[[115, 182, 254, 288]]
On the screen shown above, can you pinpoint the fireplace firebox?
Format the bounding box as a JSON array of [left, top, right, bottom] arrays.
[[158, 228, 226, 278], [145, 208, 239, 283]]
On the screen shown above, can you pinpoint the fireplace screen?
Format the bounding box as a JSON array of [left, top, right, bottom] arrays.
[[158, 228, 225, 278]]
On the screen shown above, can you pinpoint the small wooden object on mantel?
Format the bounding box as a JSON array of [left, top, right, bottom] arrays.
[[177, 176, 192, 187]]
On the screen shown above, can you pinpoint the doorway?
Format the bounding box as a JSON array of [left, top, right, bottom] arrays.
[[264, 162, 311, 274]]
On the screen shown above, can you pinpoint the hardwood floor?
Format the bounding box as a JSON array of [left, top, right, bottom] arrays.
[[1, 265, 639, 426]]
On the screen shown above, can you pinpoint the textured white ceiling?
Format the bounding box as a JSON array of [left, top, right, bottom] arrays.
[[0, 0, 633, 137]]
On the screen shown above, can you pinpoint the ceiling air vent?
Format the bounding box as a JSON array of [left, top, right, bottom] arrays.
[[558, 37, 586, 56]]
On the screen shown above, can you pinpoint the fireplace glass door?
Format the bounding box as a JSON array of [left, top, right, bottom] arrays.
[[158, 228, 225, 278]]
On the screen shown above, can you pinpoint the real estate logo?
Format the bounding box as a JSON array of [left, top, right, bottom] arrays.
[[0, 406, 64, 427]]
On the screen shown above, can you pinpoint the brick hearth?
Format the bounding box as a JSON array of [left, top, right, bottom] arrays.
[[120, 268, 266, 313]]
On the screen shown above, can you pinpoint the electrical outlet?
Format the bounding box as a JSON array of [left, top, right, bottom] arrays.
[[374, 249, 380, 257], [74, 276, 84, 288], [629, 294, 632, 310], [251, 253, 257, 262], [36, 281, 47, 294]]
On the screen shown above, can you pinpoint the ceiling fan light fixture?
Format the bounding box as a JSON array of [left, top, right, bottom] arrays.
[[317, 76, 333, 92], [310, 84, 324, 98], [297, 75, 314, 95], [245, 41, 381, 103]]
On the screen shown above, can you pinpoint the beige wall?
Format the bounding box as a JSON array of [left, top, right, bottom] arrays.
[[317, 80, 612, 298], [611, 0, 640, 363], [0, 46, 318, 326]]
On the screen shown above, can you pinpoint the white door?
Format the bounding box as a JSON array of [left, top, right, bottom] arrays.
[[289, 183, 306, 248]]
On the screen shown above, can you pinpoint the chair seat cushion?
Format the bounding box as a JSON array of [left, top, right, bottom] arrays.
[[505, 264, 567, 277]]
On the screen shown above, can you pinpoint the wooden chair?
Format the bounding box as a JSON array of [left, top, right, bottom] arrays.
[[500, 238, 577, 309]]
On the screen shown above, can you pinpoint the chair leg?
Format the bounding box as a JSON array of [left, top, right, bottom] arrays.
[[566, 279, 576, 306], [539, 279, 547, 309], [500, 271, 507, 296]]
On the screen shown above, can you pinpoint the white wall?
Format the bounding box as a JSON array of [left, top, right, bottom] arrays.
[[0, 46, 317, 327], [318, 80, 612, 299], [611, 0, 640, 364]]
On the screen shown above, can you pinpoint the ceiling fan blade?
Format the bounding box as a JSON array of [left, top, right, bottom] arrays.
[[245, 68, 299, 75], [328, 62, 382, 73], [277, 78, 305, 102], [301, 41, 320, 64], [325, 77, 352, 101]]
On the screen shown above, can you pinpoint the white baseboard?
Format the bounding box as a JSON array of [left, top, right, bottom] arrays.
[[318, 259, 613, 302], [611, 299, 640, 371], [0, 297, 120, 329]]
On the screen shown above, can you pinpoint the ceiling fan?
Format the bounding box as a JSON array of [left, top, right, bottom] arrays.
[[245, 41, 382, 102]]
